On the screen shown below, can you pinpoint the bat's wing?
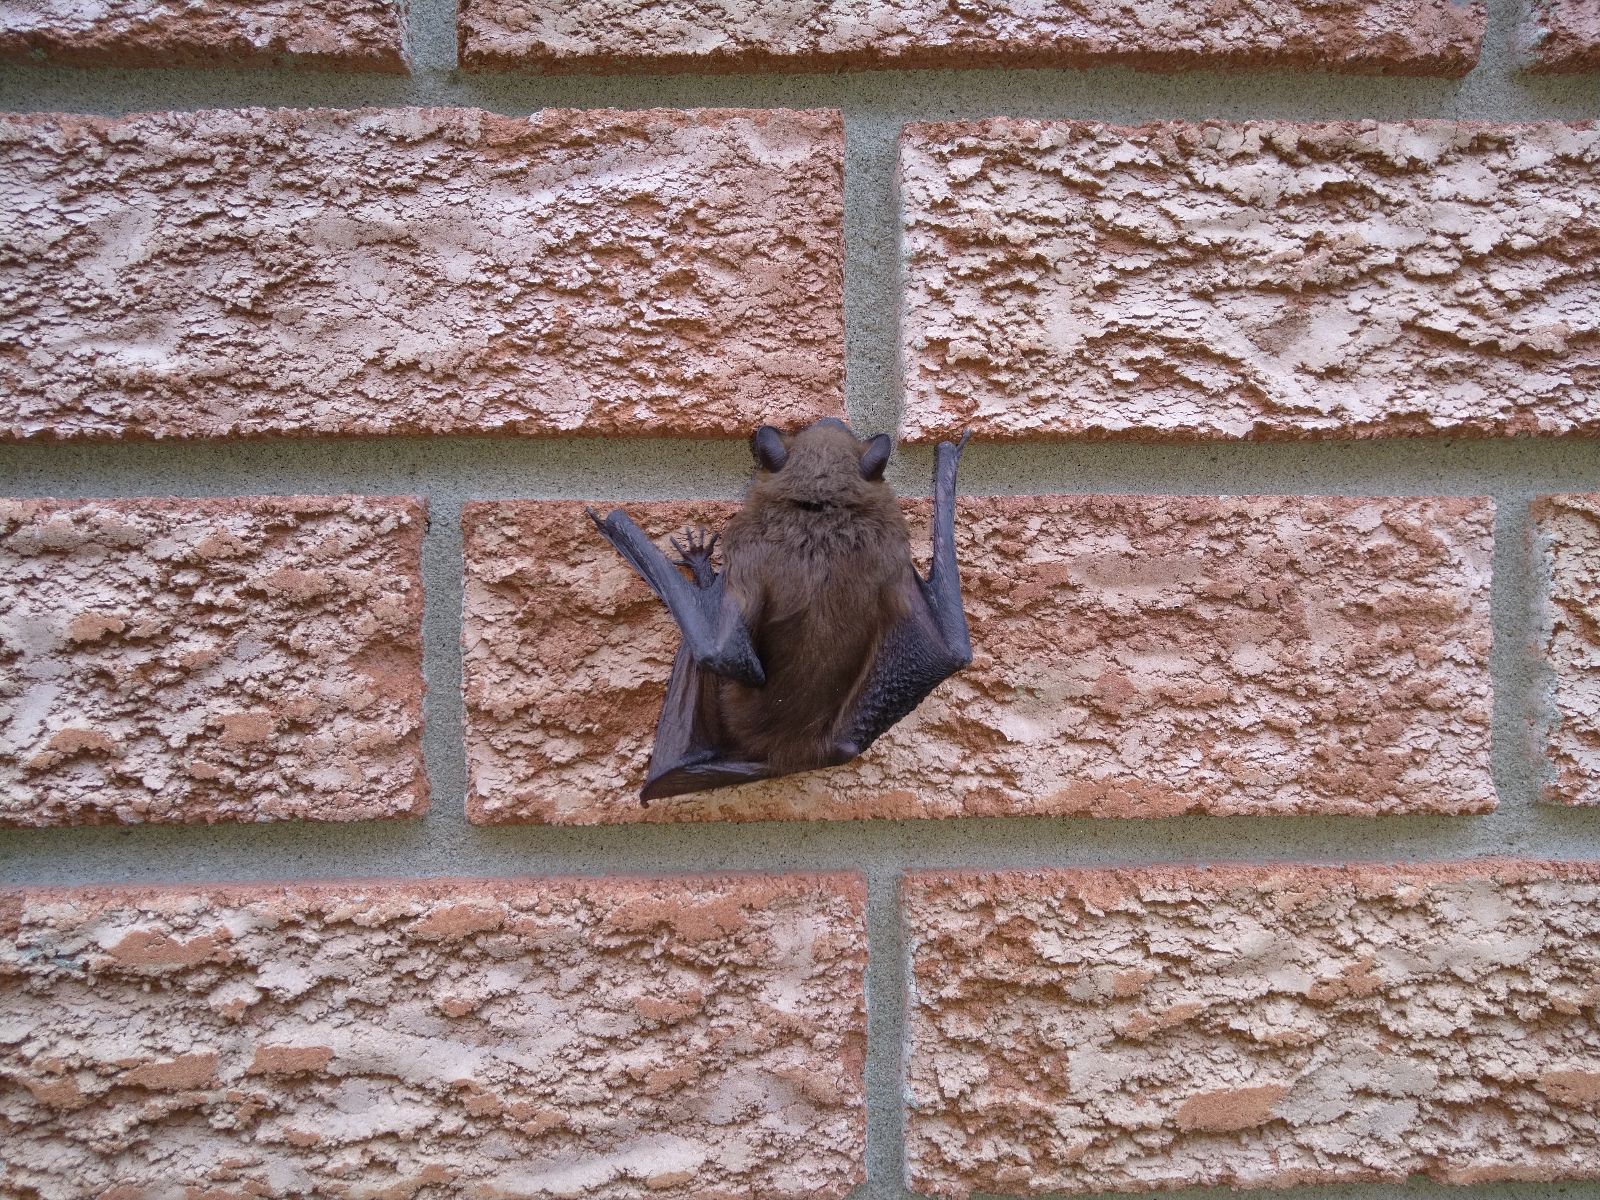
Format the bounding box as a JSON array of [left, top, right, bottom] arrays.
[[587, 510, 775, 804], [841, 432, 973, 754], [587, 509, 764, 687], [641, 643, 776, 802]]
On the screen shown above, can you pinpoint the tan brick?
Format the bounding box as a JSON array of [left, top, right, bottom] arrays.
[[0, 496, 426, 825], [0, 0, 408, 72], [462, 494, 1492, 824], [0, 106, 844, 442], [901, 120, 1600, 443], [0, 874, 866, 1200], [459, 0, 1482, 76], [905, 861, 1600, 1196], [1533, 494, 1600, 805], [1520, 0, 1600, 71]]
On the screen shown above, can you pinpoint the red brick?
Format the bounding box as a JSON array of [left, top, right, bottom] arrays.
[[905, 861, 1600, 1196], [0, 0, 408, 72], [901, 120, 1600, 443], [0, 107, 844, 442], [0, 496, 426, 826], [1533, 494, 1600, 805], [462, 494, 1492, 824], [1520, 0, 1600, 71], [0, 874, 866, 1200], [459, 0, 1482, 76]]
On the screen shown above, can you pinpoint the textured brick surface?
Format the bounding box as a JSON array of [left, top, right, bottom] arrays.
[[1534, 494, 1600, 806], [0, 873, 866, 1199], [901, 120, 1600, 443], [0, 106, 844, 442], [0, 0, 408, 72], [1520, 0, 1600, 71], [458, 0, 1483, 76], [462, 495, 1492, 824], [0, 496, 426, 826], [905, 861, 1600, 1196]]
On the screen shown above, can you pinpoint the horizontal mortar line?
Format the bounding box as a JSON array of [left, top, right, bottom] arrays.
[[0, 63, 1594, 120], [3, 810, 1598, 881], [6, 438, 1600, 496]]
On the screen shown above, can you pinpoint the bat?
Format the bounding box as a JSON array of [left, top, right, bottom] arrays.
[[587, 417, 972, 803]]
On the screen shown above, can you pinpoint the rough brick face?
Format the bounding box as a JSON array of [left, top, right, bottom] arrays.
[[904, 861, 1600, 1197], [0, 873, 866, 1199], [0, 106, 844, 442], [901, 120, 1600, 443], [1534, 494, 1600, 806], [0, 496, 426, 826], [0, 0, 409, 72], [462, 495, 1493, 824], [458, 0, 1483, 76], [1520, 0, 1600, 71]]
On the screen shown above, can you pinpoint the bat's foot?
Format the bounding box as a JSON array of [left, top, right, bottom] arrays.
[[669, 526, 720, 588]]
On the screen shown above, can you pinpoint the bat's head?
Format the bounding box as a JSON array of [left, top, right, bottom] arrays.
[[746, 418, 896, 514]]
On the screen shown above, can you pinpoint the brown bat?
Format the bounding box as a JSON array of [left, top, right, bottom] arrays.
[[588, 418, 972, 803]]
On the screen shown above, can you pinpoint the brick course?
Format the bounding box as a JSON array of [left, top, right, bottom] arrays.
[[0, 496, 426, 826], [0, 106, 844, 442], [0, 0, 409, 72], [458, 0, 1483, 76], [901, 120, 1600, 443], [0, 873, 866, 1199], [462, 494, 1493, 823], [1534, 494, 1600, 806], [905, 861, 1600, 1196]]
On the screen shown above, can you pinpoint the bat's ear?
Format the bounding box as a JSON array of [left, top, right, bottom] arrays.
[[752, 425, 788, 472], [858, 433, 892, 481]]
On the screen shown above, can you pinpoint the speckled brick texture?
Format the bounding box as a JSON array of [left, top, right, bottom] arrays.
[[0, 873, 867, 1199], [459, 0, 1483, 76], [462, 494, 1493, 824], [1519, 0, 1600, 71], [1533, 494, 1600, 806], [0, 496, 426, 826], [904, 861, 1600, 1197], [0, 106, 844, 442], [0, 0, 409, 72], [901, 120, 1600, 443]]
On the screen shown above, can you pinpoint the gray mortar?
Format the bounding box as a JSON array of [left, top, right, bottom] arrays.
[[1, 0, 1599, 1196]]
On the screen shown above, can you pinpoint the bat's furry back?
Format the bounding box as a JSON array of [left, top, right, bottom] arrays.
[[717, 421, 912, 774]]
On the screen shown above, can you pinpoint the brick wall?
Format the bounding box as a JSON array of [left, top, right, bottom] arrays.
[[1, 2, 1597, 1198]]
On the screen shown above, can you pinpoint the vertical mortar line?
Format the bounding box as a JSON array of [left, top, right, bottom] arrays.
[[419, 487, 470, 834], [888, 115, 909, 449], [1488, 491, 1544, 849], [864, 866, 911, 1200], [408, 0, 460, 78], [1476, 0, 1527, 88], [842, 114, 908, 440]]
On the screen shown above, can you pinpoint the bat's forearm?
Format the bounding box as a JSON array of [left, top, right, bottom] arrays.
[[587, 507, 765, 687], [925, 432, 973, 664]]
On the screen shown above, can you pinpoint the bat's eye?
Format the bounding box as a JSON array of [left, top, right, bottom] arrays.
[[859, 434, 891, 481], [752, 426, 788, 472]]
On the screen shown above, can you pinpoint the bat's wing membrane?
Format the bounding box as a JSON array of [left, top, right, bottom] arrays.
[[641, 646, 775, 801], [842, 433, 973, 753]]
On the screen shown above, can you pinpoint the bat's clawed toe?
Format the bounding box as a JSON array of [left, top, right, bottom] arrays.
[[670, 525, 720, 586]]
